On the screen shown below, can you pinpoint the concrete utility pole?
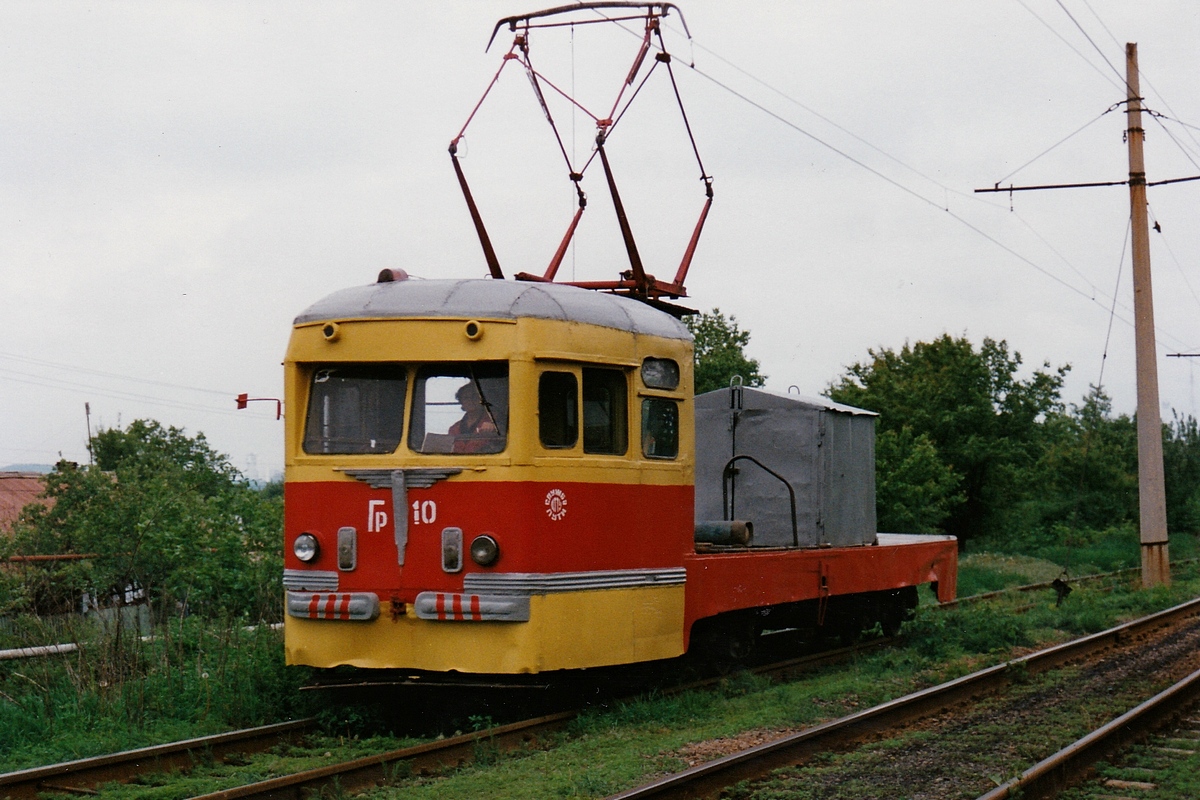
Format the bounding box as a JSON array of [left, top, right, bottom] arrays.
[[1126, 42, 1170, 587]]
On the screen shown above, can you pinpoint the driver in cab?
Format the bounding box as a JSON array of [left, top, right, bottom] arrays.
[[450, 382, 500, 453]]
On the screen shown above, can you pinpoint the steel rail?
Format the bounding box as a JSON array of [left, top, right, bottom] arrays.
[[187, 711, 576, 800], [976, 666, 1200, 800], [0, 632, 882, 800], [606, 595, 1200, 799], [0, 718, 316, 800], [13, 588, 1190, 800], [943, 557, 1200, 609], [182, 639, 891, 800]]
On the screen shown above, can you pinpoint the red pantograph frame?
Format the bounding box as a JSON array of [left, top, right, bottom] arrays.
[[449, 2, 712, 310]]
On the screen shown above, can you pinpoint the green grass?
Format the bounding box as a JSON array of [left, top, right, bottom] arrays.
[[957, 553, 1067, 596], [0, 615, 311, 771], [970, 525, 1198, 581], [355, 563, 1200, 799], [1066, 731, 1200, 800], [6, 553, 1200, 798]]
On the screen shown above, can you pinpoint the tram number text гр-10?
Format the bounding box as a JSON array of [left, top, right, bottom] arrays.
[[364, 499, 439, 532]]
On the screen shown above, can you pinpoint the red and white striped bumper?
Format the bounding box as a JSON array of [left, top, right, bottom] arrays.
[[286, 591, 379, 621], [413, 591, 530, 622]]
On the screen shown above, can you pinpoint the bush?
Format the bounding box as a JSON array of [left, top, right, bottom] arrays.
[[7, 420, 282, 621], [907, 604, 1032, 661]]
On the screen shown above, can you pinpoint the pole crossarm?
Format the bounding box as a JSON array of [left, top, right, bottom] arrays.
[[975, 174, 1200, 193], [975, 180, 1127, 193]]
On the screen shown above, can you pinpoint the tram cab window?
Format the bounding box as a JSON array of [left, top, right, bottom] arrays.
[[409, 363, 508, 455], [641, 398, 679, 459], [582, 367, 628, 455], [539, 372, 578, 448], [303, 365, 407, 454]]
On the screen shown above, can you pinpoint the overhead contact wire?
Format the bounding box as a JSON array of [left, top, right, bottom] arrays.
[[1052, 0, 1128, 91], [1098, 216, 1132, 391], [688, 64, 1199, 352], [584, 5, 1192, 348], [686, 65, 1100, 305], [1078, 0, 1200, 157], [1148, 200, 1200, 319], [1013, 0, 1124, 94], [0, 351, 236, 396], [994, 106, 1116, 186]]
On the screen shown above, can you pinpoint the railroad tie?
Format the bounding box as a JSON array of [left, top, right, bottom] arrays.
[[1103, 778, 1158, 790]]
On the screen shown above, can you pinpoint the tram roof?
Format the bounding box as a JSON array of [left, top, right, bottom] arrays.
[[696, 386, 878, 417], [294, 278, 692, 341]]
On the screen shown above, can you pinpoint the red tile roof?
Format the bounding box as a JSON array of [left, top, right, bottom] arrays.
[[0, 472, 47, 533]]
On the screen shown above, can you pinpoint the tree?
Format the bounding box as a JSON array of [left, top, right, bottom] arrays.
[[685, 309, 766, 395], [828, 334, 1067, 544], [874, 427, 962, 534], [1163, 411, 1200, 535], [1030, 386, 1138, 534], [11, 421, 282, 620]]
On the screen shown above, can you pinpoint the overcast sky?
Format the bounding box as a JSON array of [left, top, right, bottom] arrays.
[[4, 2, 1200, 480]]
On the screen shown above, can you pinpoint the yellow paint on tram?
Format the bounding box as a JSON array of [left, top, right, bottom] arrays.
[[284, 584, 685, 672]]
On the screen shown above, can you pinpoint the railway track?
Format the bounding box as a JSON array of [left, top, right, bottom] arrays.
[[0, 637, 882, 800], [978, 666, 1200, 799], [0, 719, 315, 800], [181, 639, 888, 800], [6, 576, 1195, 800], [607, 595, 1200, 799], [1058, 711, 1200, 799]]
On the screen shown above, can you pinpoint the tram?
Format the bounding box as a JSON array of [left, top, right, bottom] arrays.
[[281, 273, 957, 674], [279, 3, 956, 678]]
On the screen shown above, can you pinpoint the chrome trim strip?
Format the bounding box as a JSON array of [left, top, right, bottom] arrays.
[[463, 567, 686, 595], [391, 469, 407, 566], [282, 569, 338, 591], [413, 592, 531, 622], [337, 467, 462, 489]]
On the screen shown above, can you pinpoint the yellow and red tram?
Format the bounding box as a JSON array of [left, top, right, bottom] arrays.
[[282, 3, 956, 680], [282, 274, 957, 676]]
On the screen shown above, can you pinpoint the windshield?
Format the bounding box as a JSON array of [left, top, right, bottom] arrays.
[[302, 365, 407, 454], [409, 363, 508, 454]]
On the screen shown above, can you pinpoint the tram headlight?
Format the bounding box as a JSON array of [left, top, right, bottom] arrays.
[[469, 534, 500, 567], [293, 533, 320, 563]]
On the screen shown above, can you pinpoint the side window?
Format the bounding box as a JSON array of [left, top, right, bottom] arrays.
[[409, 363, 508, 455], [641, 398, 679, 459], [539, 372, 578, 448], [582, 368, 628, 455]]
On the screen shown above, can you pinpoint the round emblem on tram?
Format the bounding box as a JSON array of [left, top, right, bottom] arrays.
[[544, 488, 567, 521]]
